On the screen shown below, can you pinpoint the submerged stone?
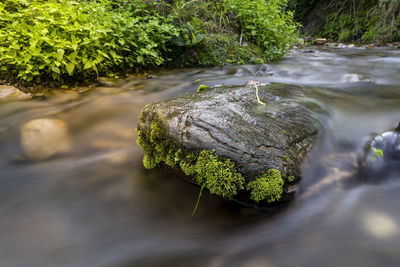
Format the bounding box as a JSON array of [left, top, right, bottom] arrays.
[[360, 123, 400, 181], [136, 84, 325, 207], [21, 118, 70, 160]]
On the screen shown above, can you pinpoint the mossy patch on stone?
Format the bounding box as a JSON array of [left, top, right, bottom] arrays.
[[137, 119, 286, 203], [287, 175, 296, 183], [193, 150, 245, 199], [246, 169, 284, 203]]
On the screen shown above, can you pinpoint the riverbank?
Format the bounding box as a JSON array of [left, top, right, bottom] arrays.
[[2, 42, 399, 98]]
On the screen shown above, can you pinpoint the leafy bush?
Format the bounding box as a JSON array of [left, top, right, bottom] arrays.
[[0, 0, 178, 84], [168, 0, 299, 65], [226, 0, 299, 61], [0, 0, 301, 85]]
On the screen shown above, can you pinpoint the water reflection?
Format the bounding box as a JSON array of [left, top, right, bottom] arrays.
[[362, 211, 399, 240], [1, 47, 400, 266]]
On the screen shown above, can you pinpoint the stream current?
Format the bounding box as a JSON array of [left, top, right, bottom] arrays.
[[1, 47, 400, 266]]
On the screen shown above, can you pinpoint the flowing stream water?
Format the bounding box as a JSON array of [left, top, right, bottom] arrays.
[[1, 47, 400, 267]]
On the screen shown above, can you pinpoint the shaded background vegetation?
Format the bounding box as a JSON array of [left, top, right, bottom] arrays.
[[288, 0, 400, 42]]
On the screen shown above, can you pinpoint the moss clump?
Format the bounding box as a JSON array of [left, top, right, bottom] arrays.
[[283, 155, 290, 162], [287, 175, 295, 183], [179, 152, 197, 176], [246, 169, 284, 203], [137, 120, 181, 169], [194, 150, 245, 199], [197, 85, 210, 93]]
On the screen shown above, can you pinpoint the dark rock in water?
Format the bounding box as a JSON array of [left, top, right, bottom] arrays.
[[136, 84, 325, 207], [360, 123, 400, 181]]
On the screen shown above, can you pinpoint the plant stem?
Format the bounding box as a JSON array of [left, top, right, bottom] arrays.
[[192, 183, 206, 216]]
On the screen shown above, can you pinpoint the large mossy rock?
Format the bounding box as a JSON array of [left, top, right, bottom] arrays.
[[136, 84, 325, 207]]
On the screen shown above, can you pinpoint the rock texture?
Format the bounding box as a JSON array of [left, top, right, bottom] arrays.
[[137, 84, 325, 206], [0, 85, 32, 101]]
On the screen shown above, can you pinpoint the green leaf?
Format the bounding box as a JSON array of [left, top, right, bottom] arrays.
[[52, 66, 60, 74], [57, 49, 64, 61], [66, 62, 75, 76], [84, 61, 92, 69], [372, 147, 384, 157]]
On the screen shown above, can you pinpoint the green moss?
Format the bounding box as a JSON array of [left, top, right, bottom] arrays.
[[288, 175, 295, 183], [283, 155, 290, 162], [179, 153, 197, 176], [246, 169, 284, 203], [136, 121, 173, 169], [197, 85, 210, 93], [194, 150, 245, 199]]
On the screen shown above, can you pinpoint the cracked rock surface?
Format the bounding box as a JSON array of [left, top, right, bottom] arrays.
[[137, 83, 325, 182]]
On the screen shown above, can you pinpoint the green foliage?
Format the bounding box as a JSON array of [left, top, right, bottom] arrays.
[[339, 29, 353, 42], [226, 0, 300, 61], [321, 13, 355, 41], [246, 169, 284, 203], [372, 147, 384, 157], [0, 0, 300, 84], [168, 0, 297, 65], [0, 0, 178, 84], [171, 22, 205, 47], [169, 0, 232, 34], [319, 0, 400, 42], [196, 35, 265, 66]]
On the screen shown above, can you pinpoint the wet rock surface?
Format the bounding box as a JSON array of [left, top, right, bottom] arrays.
[[0, 85, 32, 101], [137, 84, 326, 205], [360, 123, 400, 181]]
